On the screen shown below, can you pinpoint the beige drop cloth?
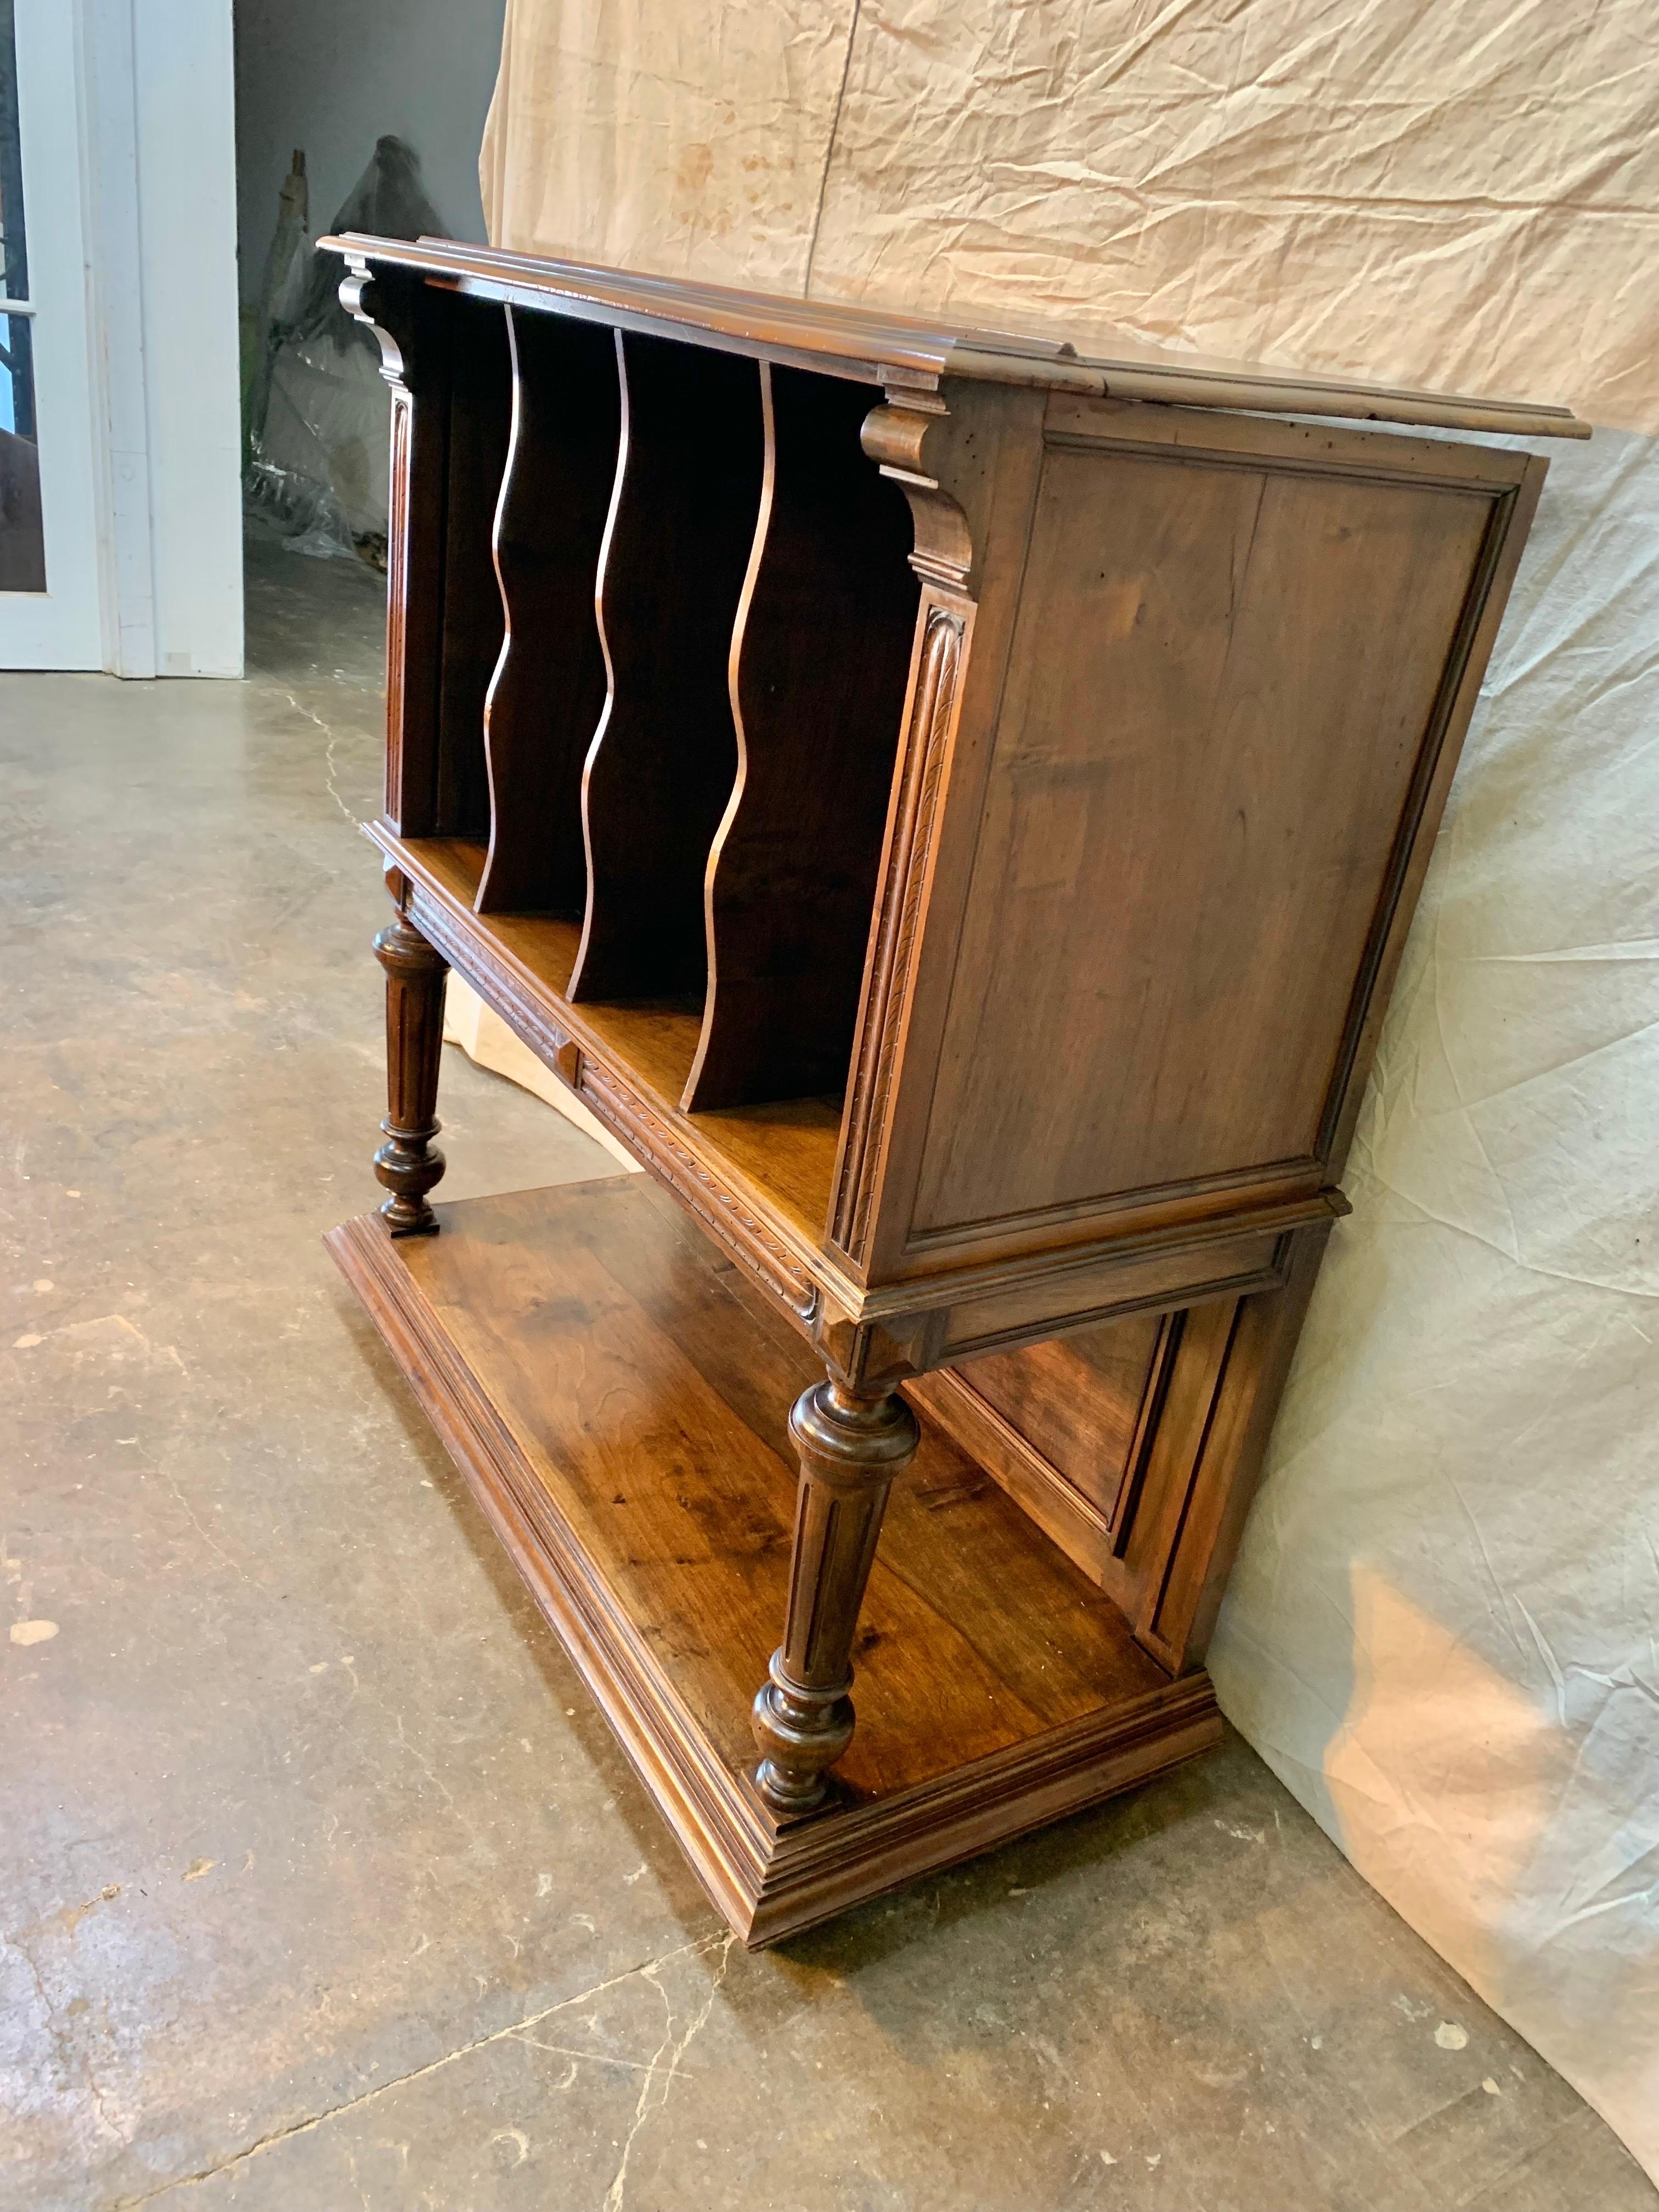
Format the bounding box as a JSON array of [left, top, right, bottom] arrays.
[[481, 0, 1657, 433], [477, 2, 1659, 2171]]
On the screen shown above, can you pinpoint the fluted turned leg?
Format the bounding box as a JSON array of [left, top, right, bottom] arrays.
[[371, 883, 448, 1236], [751, 1377, 920, 1815]]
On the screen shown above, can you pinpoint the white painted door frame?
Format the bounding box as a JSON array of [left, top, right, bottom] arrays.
[[0, 0, 242, 676], [77, 0, 160, 676], [1, 1, 104, 667]]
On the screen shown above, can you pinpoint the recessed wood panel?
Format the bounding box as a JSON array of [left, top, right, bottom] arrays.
[[958, 1314, 1167, 1523], [909, 1310, 1172, 1603], [911, 444, 1496, 1238]]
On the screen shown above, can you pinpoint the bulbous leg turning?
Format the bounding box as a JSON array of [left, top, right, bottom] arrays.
[[752, 1378, 919, 1815], [372, 887, 448, 1237]]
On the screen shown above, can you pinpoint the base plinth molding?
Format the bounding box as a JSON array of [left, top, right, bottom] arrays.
[[326, 1177, 1222, 1946]]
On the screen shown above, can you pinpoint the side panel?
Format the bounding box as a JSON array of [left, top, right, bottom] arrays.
[[357, 273, 510, 840], [952, 1314, 1169, 1522], [908, 1314, 1171, 1606], [913, 1221, 1333, 1672], [890, 404, 1539, 1272]]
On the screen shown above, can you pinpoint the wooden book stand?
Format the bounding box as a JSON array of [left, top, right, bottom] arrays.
[[322, 232, 1579, 1943]]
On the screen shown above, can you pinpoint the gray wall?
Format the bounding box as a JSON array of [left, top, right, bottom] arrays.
[[234, 0, 507, 294]]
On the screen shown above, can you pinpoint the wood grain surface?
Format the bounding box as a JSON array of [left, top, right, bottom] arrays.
[[325, 1180, 1223, 1939], [405, 1178, 1170, 1796], [913, 444, 1497, 1238]]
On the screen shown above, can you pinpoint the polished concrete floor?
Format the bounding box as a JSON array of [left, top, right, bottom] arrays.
[[4, 543, 1651, 2212]]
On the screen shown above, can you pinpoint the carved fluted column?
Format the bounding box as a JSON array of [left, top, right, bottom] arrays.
[[751, 1377, 920, 1814], [372, 873, 448, 1235]]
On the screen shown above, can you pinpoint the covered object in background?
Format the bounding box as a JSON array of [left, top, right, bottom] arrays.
[[246, 136, 447, 560], [477, 0, 1659, 2176]]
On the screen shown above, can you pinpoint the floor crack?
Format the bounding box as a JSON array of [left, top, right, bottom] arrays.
[[284, 690, 360, 827], [134, 1439, 246, 1583], [602, 1932, 736, 2212], [104, 1933, 728, 2209], [7, 1926, 126, 2152]]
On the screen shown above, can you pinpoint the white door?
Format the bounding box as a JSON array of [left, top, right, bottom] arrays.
[[1, 0, 103, 667]]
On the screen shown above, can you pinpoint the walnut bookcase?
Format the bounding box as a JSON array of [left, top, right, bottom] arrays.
[[321, 231, 1580, 1945]]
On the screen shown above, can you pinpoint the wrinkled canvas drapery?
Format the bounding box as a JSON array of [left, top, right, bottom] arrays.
[[477, 2, 1659, 2173], [481, 0, 1658, 434]]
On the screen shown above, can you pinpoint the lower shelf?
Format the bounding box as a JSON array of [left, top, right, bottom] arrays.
[[326, 1177, 1222, 1945]]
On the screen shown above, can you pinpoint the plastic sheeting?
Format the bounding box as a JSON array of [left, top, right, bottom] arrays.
[[478, 1, 1659, 2171], [245, 137, 448, 560]]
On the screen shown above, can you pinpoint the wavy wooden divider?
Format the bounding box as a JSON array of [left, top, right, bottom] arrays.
[[430, 296, 513, 838], [474, 306, 619, 919], [567, 334, 764, 1005], [681, 365, 919, 1111]]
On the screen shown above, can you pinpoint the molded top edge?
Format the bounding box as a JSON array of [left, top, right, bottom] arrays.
[[320, 232, 1588, 439]]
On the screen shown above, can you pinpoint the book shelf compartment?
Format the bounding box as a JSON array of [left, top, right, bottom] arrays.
[[419, 303, 920, 1184], [400, 289, 514, 847], [394, 834, 845, 1248], [687, 362, 919, 1110], [476, 307, 618, 919]]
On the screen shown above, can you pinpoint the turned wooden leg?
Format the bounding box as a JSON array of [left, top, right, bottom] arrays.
[[751, 1377, 919, 1815], [371, 887, 448, 1237]]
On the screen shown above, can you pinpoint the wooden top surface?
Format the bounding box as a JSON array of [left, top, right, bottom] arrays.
[[322, 229, 1587, 439]]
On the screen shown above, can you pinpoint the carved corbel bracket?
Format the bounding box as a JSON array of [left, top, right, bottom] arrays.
[[334, 257, 432, 826], [862, 387, 974, 591], [337, 258, 411, 391]]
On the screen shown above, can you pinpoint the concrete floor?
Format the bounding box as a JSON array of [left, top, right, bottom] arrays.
[[4, 540, 1651, 2212]]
